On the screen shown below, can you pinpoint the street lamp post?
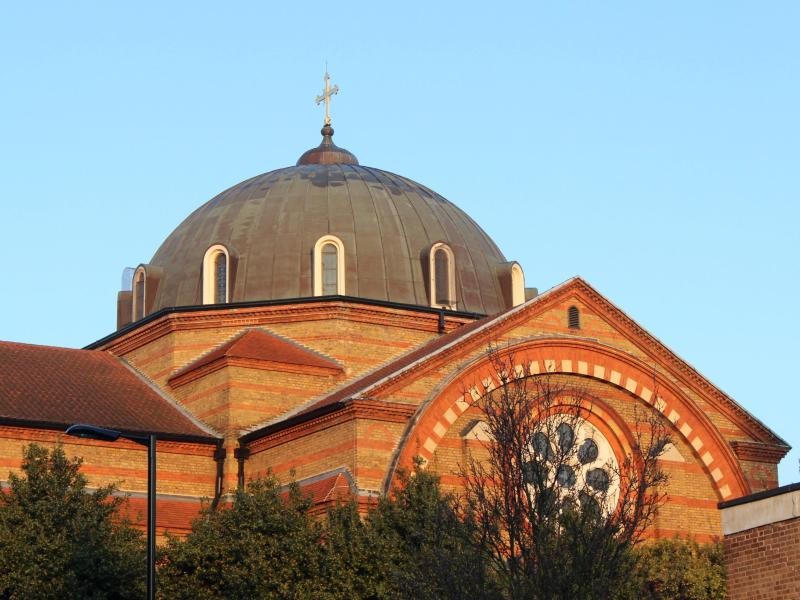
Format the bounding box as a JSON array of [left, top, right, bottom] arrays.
[[66, 424, 156, 600]]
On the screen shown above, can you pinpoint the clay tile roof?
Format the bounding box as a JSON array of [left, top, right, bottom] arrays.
[[0, 341, 219, 441], [275, 316, 491, 424], [170, 328, 342, 382], [240, 281, 576, 442], [273, 279, 596, 426], [289, 468, 356, 505]]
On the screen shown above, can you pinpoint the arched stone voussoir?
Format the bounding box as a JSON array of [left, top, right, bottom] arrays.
[[390, 338, 748, 501]]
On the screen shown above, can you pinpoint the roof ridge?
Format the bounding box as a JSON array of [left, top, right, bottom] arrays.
[[295, 278, 575, 409], [242, 274, 786, 451], [245, 327, 342, 369], [170, 329, 248, 380], [170, 327, 342, 384], [0, 339, 102, 354], [0, 342, 217, 441], [565, 278, 790, 448], [240, 313, 503, 435]]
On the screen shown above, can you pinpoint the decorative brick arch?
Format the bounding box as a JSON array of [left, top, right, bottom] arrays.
[[390, 339, 748, 501]]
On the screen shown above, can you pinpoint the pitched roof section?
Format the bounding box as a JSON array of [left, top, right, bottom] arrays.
[[248, 277, 787, 450], [0, 341, 219, 441], [291, 467, 357, 505], [285, 280, 601, 411], [170, 328, 342, 384], [243, 316, 490, 433]]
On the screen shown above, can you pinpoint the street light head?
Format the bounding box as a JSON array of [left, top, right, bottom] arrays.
[[65, 424, 122, 442]]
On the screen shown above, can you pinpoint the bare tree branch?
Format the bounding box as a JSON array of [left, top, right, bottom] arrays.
[[459, 345, 671, 599]]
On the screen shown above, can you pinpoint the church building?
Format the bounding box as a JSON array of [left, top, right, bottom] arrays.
[[0, 81, 789, 540]]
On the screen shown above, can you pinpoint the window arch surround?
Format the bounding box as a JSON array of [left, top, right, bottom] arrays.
[[202, 244, 230, 304], [429, 242, 456, 309], [511, 263, 525, 307], [132, 267, 147, 321], [313, 235, 346, 296]]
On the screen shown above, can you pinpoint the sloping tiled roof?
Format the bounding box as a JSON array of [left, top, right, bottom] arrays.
[[287, 467, 357, 505], [170, 328, 341, 382], [0, 341, 219, 441], [238, 316, 491, 441], [245, 276, 788, 451], [289, 280, 587, 418], [299, 316, 489, 415]]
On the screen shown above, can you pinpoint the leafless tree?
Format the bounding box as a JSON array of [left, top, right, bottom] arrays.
[[460, 346, 670, 599]]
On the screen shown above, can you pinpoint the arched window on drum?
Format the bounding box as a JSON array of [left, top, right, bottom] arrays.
[[132, 267, 147, 321], [202, 244, 230, 304], [313, 235, 345, 296], [510, 263, 525, 307], [429, 242, 456, 310]]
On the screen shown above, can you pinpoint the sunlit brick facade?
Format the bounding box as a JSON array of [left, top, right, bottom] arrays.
[[0, 126, 789, 541]]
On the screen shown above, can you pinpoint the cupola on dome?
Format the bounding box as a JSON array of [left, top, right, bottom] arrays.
[[119, 122, 525, 327]]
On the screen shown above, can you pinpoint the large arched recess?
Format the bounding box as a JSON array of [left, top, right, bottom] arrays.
[[387, 338, 748, 501]]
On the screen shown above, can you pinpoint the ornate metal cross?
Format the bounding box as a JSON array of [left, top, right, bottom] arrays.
[[315, 70, 339, 126]]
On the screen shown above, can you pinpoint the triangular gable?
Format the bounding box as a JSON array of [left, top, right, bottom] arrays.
[[556, 279, 789, 449], [249, 277, 787, 450], [170, 328, 342, 386]]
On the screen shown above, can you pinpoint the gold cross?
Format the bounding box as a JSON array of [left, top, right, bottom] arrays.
[[315, 70, 339, 126]]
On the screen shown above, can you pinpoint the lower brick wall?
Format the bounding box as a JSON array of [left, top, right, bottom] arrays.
[[724, 518, 800, 599], [721, 484, 800, 600]]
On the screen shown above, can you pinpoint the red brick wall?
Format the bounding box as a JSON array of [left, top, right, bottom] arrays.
[[724, 517, 800, 599]]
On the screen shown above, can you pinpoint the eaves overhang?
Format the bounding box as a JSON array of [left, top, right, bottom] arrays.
[[0, 416, 221, 445], [238, 401, 346, 445], [87, 295, 486, 350]]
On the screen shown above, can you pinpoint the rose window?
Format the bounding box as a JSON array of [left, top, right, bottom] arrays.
[[526, 418, 619, 511]]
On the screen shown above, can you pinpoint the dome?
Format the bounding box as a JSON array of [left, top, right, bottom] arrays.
[[138, 128, 517, 318]]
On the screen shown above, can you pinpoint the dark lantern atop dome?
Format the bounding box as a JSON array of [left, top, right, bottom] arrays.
[[296, 124, 359, 166]]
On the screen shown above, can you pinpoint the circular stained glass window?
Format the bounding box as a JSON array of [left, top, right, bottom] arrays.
[[556, 464, 577, 488], [526, 417, 619, 512], [586, 468, 610, 492], [556, 422, 575, 453], [523, 460, 547, 485], [578, 439, 599, 464], [532, 432, 554, 461], [579, 491, 600, 514]]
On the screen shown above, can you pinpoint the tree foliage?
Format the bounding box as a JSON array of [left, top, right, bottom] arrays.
[[361, 463, 499, 599], [159, 466, 497, 599], [0, 444, 145, 600], [0, 442, 723, 599], [461, 348, 671, 599], [158, 476, 322, 599], [632, 538, 727, 599]]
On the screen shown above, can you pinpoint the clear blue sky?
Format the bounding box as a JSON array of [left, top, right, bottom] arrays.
[[1, 2, 797, 484]]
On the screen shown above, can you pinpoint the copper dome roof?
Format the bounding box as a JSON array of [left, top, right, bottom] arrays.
[[144, 131, 511, 315]]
